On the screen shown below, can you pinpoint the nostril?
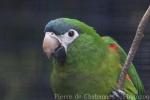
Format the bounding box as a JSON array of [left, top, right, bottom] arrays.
[[50, 32, 55, 35], [48, 32, 55, 36], [46, 32, 55, 36]]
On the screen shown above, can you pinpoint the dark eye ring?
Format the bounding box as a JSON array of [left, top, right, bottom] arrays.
[[68, 30, 74, 37]]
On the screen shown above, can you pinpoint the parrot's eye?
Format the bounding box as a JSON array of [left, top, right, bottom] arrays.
[[58, 29, 79, 47], [68, 30, 74, 37], [66, 29, 79, 39]]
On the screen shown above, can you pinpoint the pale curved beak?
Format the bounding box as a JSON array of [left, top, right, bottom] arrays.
[[43, 32, 60, 58]]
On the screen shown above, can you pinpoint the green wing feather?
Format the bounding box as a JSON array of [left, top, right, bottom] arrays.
[[102, 36, 144, 96]]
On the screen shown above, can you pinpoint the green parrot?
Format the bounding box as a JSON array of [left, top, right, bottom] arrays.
[[42, 18, 144, 100]]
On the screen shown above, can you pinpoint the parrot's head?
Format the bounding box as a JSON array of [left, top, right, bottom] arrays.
[[43, 18, 100, 64]]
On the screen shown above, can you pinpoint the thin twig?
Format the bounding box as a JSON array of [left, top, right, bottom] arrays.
[[117, 5, 150, 90]]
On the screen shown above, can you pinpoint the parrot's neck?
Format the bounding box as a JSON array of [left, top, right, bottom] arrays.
[[52, 40, 108, 74]]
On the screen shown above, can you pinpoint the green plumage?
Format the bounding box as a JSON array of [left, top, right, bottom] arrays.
[[102, 36, 144, 99], [47, 18, 144, 100]]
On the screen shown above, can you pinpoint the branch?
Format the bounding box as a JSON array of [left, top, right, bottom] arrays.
[[117, 5, 150, 90]]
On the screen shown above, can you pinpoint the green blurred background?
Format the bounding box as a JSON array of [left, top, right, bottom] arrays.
[[0, 0, 150, 100]]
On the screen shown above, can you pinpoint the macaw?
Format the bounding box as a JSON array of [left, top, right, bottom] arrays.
[[42, 18, 144, 100]]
